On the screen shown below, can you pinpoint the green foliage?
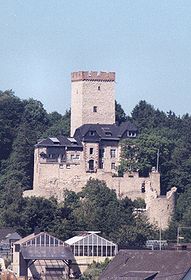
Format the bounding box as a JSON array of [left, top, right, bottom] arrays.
[[129, 100, 191, 240], [0, 177, 156, 248], [119, 138, 139, 174], [44, 109, 70, 137], [115, 101, 127, 125], [131, 100, 167, 131], [0, 90, 71, 229], [1, 90, 191, 246], [119, 130, 175, 192], [111, 215, 155, 248], [0, 90, 24, 165], [81, 259, 110, 280], [133, 198, 146, 209], [0, 91, 70, 187], [75, 179, 135, 237]]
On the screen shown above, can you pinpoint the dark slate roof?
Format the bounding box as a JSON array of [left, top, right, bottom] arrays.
[[115, 271, 158, 279], [21, 246, 74, 260], [35, 122, 137, 148], [100, 250, 191, 280], [74, 121, 137, 142], [35, 135, 83, 148], [0, 227, 21, 242], [118, 121, 137, 134]]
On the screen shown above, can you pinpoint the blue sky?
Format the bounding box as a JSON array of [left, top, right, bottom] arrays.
[[0, 0, 191, 116]]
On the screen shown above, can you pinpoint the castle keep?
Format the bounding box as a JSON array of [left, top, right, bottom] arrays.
[[71, 71, 115, 136], [24, 71, 177, 229]]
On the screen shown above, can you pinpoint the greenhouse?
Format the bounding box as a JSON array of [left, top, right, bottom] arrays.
[[65, 231, 118, 258]]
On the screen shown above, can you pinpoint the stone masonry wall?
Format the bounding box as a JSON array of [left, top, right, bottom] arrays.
[[71, 71, 115, 82], [24, 147, 176, 229], [145, 187, 177, 229]]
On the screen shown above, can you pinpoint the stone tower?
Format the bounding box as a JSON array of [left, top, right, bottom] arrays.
[[70, 71, 115, 136]]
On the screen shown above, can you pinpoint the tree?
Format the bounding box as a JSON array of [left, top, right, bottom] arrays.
[[75, 179, 134, 236], [44, 109, 71, 137], [131, 100, 166, 131], [115, 101, 127, 125], [16, 197, 58, 236], [0, 178, 24, 228], [0, 90, 24, 164], [111, 216, 156, 248], [119, 130, 175, 193], [81, 259, 110, 280]]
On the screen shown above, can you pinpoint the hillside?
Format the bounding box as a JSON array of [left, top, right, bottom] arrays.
[[1, 90, 191, 243]]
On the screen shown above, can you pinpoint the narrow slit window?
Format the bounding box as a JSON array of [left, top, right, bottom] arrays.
[[93, 106, 97, 112]]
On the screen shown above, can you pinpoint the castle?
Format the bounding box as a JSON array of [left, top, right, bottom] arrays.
[[24, 71, 177, 229]]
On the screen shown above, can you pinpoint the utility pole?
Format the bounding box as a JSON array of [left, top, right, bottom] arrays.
[[176, 226, 191, 249], [156, 149, 160, 172], [159, 222, 162, 250]]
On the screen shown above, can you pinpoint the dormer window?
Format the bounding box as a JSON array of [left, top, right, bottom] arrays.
[[127, 131, 136, 138], [103, 127, 112, 136], [105, 132, 112, 136], [89, 131, 96, 136]]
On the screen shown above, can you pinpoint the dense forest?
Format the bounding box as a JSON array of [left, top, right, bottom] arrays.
[[1, 90, 191, 245]]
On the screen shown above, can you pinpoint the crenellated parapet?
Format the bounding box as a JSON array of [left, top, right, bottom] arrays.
[[71, 71, 115, 82]]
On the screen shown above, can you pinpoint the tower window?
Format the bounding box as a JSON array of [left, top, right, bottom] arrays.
[[93, 106, 97, 112], [141, 182, 145, 193], [98, 86, 101, 91], [90, 148, 94, 154]]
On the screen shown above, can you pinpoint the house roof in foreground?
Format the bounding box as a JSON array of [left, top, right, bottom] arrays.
[[100, 250, 191, 280]]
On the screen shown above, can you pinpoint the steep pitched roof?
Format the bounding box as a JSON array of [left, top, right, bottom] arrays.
[[100, 250, 191, 280], [35, 135, 82, 148], [35, 122, 137, 148], [74, 122, 137, 141], [118, 121, 138, 135]]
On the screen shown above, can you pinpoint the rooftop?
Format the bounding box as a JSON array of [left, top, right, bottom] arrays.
[[35, 135, 83, 148], [74, 122, 137, 142], [100, 249, 191, 280]]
